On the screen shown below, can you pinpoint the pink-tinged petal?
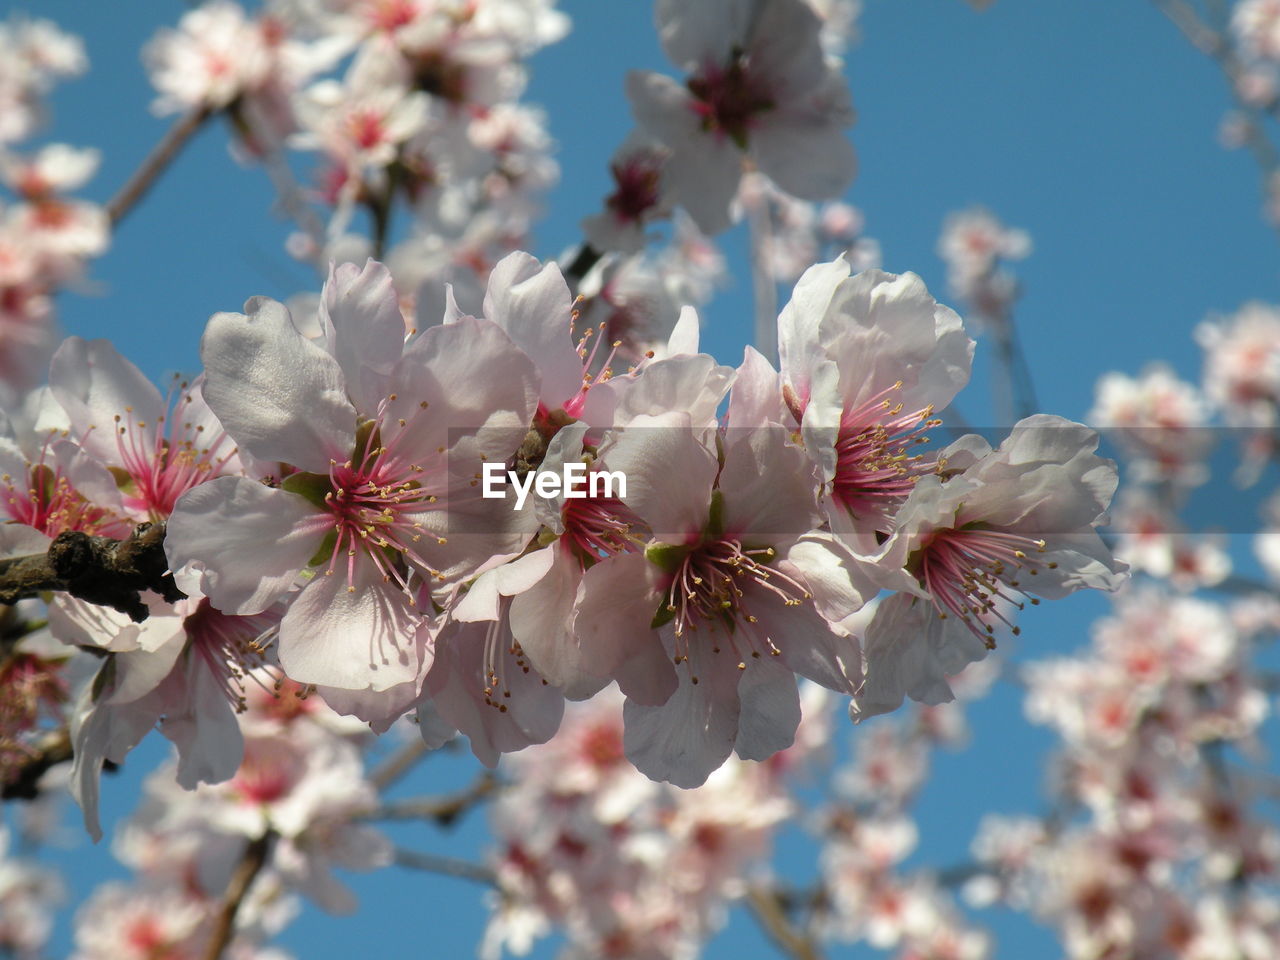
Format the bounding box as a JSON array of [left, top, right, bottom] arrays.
[[47, 594, 182, 657], [798, 358, 842, 483], [654, 0, 744, 70], [316, 678, 424, 734], [166, 477, 324, 615], [574, 553, 677, 703], [626, 71, 742, 236], [49, 337, 165, 464], [622, 642, 738, 788], [452, 548, 556, 623], [726, 346, 786, 430], [747, 587, 861, 694], [823, 269, 974, 414], [159, 658, 244, 789], [744, 0, 828, 100], [752, 106, 855, 202], [482, 252, 582, 409], [106, 633, 188, 704], [415, 696, 458, 749], [597, 413, 717, 539], [509, 550, 608, 700], [201, 297, 356, 472], [581, 354, 734, 430], [392, 315, 538, 464], [424, 618, 565, 767], [0, 523, 52, 559], [665, 305, 701, 357], [851, 592, 991, 721], [733, 654, 800, 761], [779, 534, 881, 623], [278, 563, 422, 693], [51, 439, 127, 514], [69, 677, 155, 842], [319, 259, 407, 414], [718, 424, 821, 539], [778, 258, 850, 403], [403, 481, 539, 592]]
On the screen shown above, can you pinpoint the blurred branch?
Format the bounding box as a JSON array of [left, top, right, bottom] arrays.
[[745, 886, 825, 960], [394, 848, 496, 885], [563, 243, 603, 290], [0, 523, 184, 622], [746, 188, 780, 364], [370, 771, 499, 826], [107, 106, 212, 226], [369, 737, 431, 792], [1, 727, 71, 800], [201, 831, 275, 960], [1151, 0, 1280, 217]]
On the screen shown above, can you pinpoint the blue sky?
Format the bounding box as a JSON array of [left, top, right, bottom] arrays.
[[13, 0, 1279, 957]]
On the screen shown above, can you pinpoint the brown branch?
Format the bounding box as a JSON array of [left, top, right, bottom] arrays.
[[745, 886, 825, 960], [107, 106, 212, 226], [201, 832, 274, 960], [563, 244, 603, 288], [0, 523, 184, 622], [368, 737, 431, 792], [369, 772, 499, 826], [393, 848, 496, 886], [1, 727, 71, 800]]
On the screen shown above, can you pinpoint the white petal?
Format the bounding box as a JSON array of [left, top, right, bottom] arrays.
[[166, 477, 323, 615], [319, 259, 407, 414], [201, 297, 356, 472]]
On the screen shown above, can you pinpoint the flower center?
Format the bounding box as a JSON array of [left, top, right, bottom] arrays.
[[305, 402, 449, 593], [830, 381, 939, 531], [181, 599, 278, 713], [654, 535, 810, 680], [687, 52, 775, 148], [562, 491, 644, 568], [915, 528, 1056, 645], [605, 157, 662, 224], [106, 382, 239, 519]]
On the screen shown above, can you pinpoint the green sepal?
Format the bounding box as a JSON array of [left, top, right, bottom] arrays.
[[645, 541, 690, 575], [90, 656, 117, 702], [650, 599, 676, 630], [282, 471, 333, 510], [706, 490, 726, 539], [28, 464, 56, 504], [305, 529, 338, 568]]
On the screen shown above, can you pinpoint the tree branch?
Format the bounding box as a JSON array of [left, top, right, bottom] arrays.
[[201, 831, 274, 960], [1, 727, 71, 800], [369, 771, 499, 826], [394, 848, 496, 885], [745, 886, 824, 960], [0, 523, 184, 622], [107, 106, 213, 226], [368, 737, 431, 792]]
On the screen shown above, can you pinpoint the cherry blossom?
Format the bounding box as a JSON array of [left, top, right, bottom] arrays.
[[627, 0, 856, 235]]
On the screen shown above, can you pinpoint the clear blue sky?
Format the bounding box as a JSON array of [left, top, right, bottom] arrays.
[[14, 0, 1279, 957]]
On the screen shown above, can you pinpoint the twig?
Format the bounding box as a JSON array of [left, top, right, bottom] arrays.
[[1, 727, 71, 800], [107, 106, 212, 226], [745, 886, 824, 960], [368, 737, 431, 792], [201, 831, 274, 960], [0, 523, 184, 622], [394, 848, 496, 886], [369, 772, 499, 826], [563, 243, 603, 289], [746, 189, 779, 363]]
